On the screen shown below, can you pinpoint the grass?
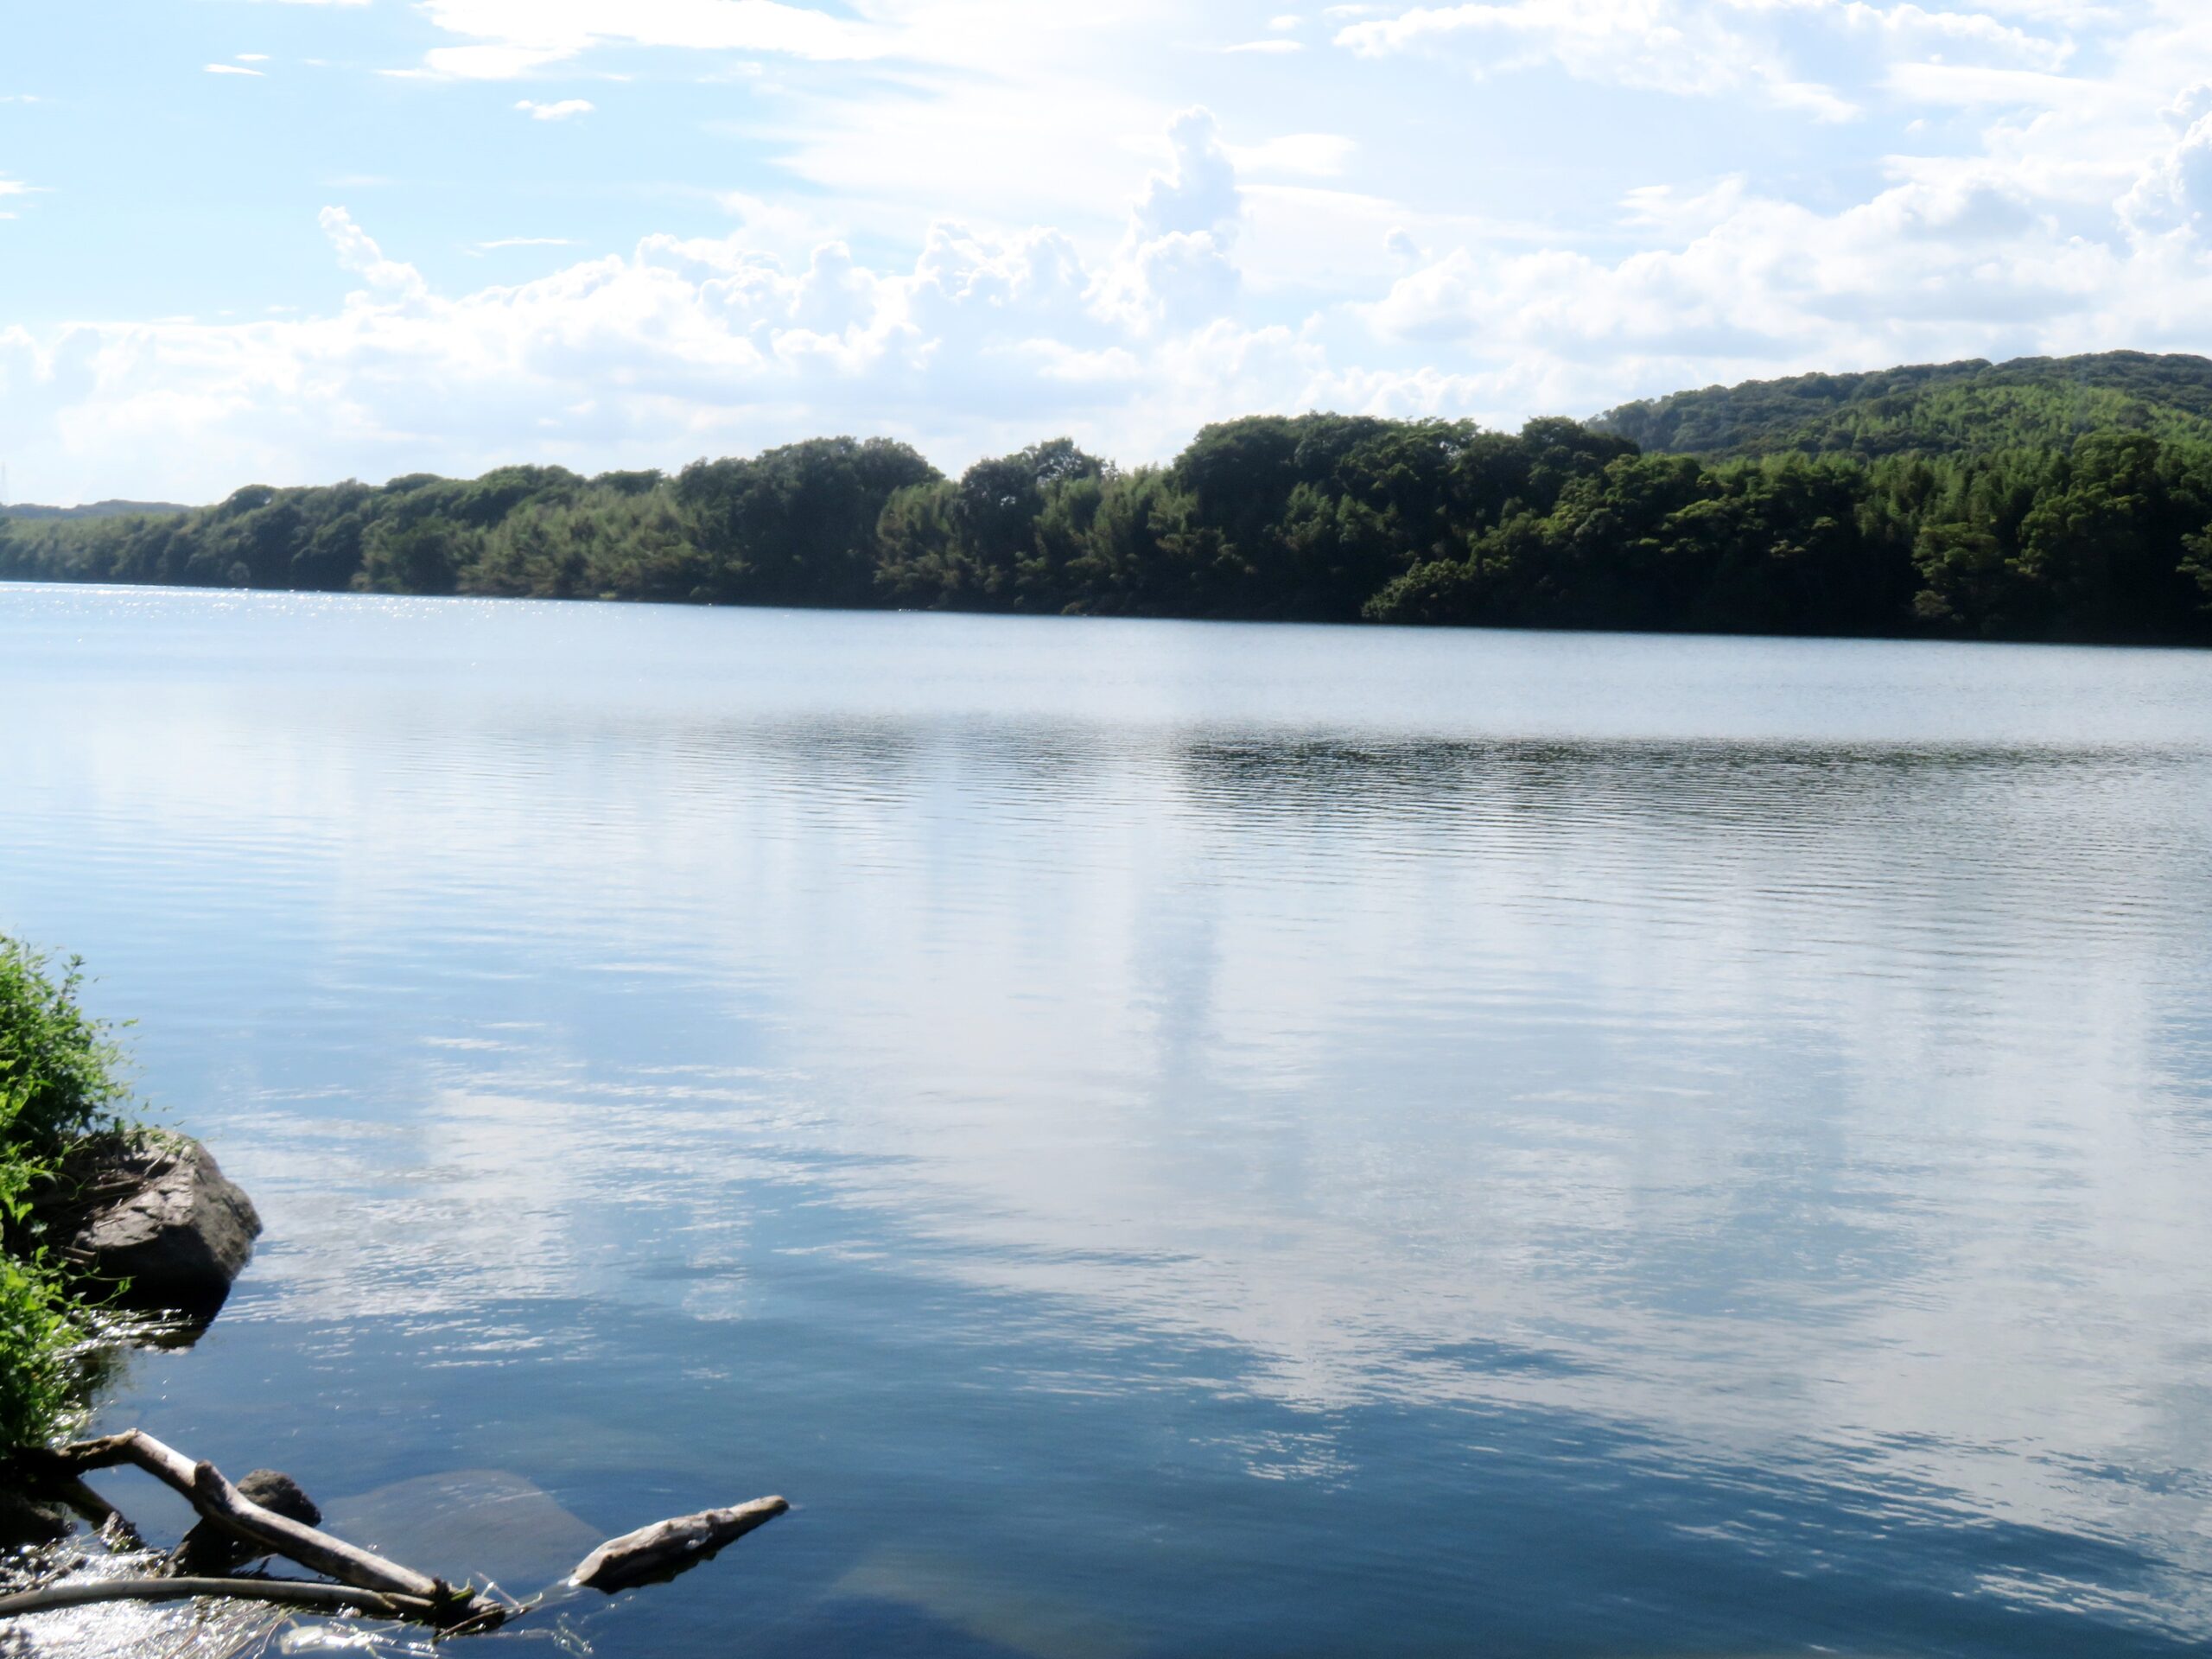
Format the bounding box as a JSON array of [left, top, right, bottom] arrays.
[[0, 937, 137, 1450]]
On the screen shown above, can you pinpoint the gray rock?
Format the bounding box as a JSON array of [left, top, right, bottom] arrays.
[[65, 1135, 262, 1311], [172, 1469, 321, 1576]]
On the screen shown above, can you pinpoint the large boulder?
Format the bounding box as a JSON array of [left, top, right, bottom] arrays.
[[62, 1135, 261, 1313]]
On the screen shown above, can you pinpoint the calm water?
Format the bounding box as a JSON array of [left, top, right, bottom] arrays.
[[3, 582, 2211, 1658]]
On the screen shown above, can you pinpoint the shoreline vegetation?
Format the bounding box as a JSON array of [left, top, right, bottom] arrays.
[[7, 350, 2212, 646], [1, 934, 260, 1467], [0, 939, 137, 1456]]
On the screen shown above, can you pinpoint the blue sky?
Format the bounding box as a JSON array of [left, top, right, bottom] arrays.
[[3, 0, 2210, 503]]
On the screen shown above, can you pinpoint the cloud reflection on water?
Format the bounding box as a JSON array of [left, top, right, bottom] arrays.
[[5, 589, 2212, 1650]]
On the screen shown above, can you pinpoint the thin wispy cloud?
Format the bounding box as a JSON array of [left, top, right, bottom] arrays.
[[204, 63, 265, 77], [470, 236, 581, 252], [515, 99, 594, 121], [408, 0, 891, 77]]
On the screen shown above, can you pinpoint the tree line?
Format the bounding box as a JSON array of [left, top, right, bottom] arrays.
[[6, 412, 2212, 645]]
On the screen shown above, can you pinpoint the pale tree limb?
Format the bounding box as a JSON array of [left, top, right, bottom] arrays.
[[35, 1432, 505, 1630], [0, 1576, 438, 1621], [569, 1497, 790, 1593], [9, 1429, 789, 1636]]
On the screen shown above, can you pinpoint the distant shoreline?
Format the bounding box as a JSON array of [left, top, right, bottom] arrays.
[[8, 352, 2212, 650]]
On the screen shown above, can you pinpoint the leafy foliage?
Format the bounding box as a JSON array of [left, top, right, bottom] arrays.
[[9, 351, 2212, 645], [0, 940, 135, 1450]]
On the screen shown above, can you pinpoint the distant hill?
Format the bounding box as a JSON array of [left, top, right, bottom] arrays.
[[0, 499, 193, 522], [1592, 350, 2212, 461]]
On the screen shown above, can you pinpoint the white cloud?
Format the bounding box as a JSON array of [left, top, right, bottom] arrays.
[[1228, 133, 1358, 177], [516, 98, 596, 120], [2120, 109, 2212, 241], [1332, 0, 1860, 121], [1885, 62, 2093, 106], [16, 9, 2212, 504], [473, 236, 582, 252], [7, 75, 2209, 510], [319, 205, 430, 299], [238, 54, 273, 64], [205, 63, 266, 77], [1840, 2, 2073, 71], [404, 0, 893, 77], [1132, 109, 1243, 242], [1225, 39, 1305, 53]]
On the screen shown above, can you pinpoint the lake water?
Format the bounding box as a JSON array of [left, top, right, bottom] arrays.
[[3, 582, 2211, 1658]]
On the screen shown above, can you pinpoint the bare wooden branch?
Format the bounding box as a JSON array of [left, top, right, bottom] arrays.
[[0, 1576, 438, 1621], [569, 1497, 789, 1593], [22, 1430, 787, 1631], [44, 1431, 505, 1629]]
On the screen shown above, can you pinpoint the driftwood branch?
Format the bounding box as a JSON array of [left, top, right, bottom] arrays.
[[10, 1428, 789, 1636], [0, 1576, 440, 1621], [568, 1497, 790, 1592], [40, 1432, 505, 1630]]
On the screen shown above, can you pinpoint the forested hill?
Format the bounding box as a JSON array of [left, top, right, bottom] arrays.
[[0, 499, 191, 522], [1594, 351, 2212, 461], [8, 367, 2212, 647]]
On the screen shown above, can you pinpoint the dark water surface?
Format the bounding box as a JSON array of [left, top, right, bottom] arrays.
[[3, 582, 2211, 1657]]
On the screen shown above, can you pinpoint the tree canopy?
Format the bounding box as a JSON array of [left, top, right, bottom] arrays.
[[9, 352, 2212, 647]]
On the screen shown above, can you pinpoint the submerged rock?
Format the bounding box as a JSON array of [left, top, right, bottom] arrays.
[[0, 1487, 71, 1552], [60, 1135, 262, 1313], [172, 1468, 321, 1576]]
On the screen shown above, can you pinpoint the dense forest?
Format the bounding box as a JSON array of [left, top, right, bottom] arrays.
[[7, 351, 2212, 645], [1594, 350, 2212, 461]]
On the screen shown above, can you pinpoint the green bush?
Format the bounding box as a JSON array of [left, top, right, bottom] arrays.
[[0, 938, 134, 1450], [0, 1254, 81, 1452]]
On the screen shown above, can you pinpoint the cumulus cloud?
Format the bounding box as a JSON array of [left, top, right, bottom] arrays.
[[2119, 106, 2212, 242], [15, 10, 2212, 505], [319, 206, 429, 299], [1133, 109, 1243, 242]]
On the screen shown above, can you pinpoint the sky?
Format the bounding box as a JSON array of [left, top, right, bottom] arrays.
[[5, 0, 2212, 504]]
